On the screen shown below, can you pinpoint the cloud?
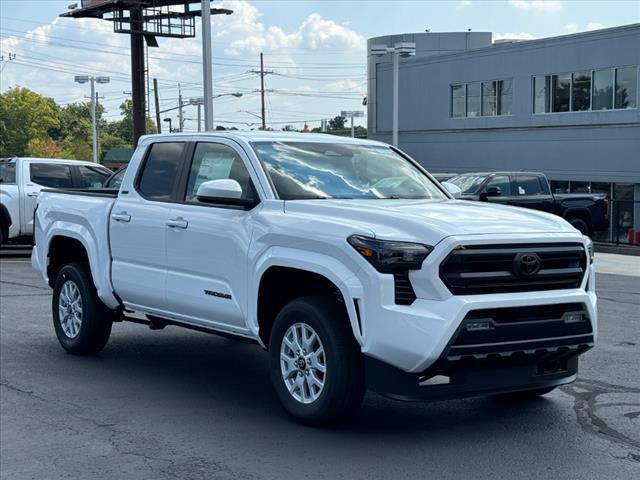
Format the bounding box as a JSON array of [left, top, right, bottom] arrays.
[[508, 0, 562, 12], [456, 0, 472, 9], [564, 22, 607, 34], [213, 0, 365, 56], [493, 32, 537, 41]]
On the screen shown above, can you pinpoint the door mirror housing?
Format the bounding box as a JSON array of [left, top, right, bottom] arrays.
[[441, 181, 462, 199], [479, 186, 501, 201], [196, 179, 256, 208]]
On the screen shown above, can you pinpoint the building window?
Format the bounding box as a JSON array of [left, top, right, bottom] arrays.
[[497, 79, 513, 115], [451, 79, 512, 118], [534, 66, 638, 113], [481, 81, 496, 116], [533, 75, 550, 113], [451, 84, 465, 117], [615, 66, 638, 109], [572, 71, 591, 111], [551, 73, 571, 112], [466, 82, 481, 117], [593, 68, 614, 110]]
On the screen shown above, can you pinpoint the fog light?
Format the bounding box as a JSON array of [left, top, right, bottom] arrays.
[[466, 321, 493, 331], [564, 313, 584, 324]]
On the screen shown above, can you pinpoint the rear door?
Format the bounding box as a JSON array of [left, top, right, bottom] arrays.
[[23, 162, 74, 235], [514, 174, 555, 213], [164, 140, 260, 331], [109, 141, 187, 311]]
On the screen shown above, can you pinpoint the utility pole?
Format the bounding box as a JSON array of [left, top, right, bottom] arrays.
[[260, 52, 266, 130], [202, 0, 214, 132], [153, 78, 161, 134], [178, 83, 184, 133], [91, 80, 97, 162], [130, 5, 146, 145]]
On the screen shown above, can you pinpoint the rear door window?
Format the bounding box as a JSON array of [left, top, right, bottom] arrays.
[[136, 142, 186, 201], [29, 163, 73, 188], [515, 175, 545, 196], [0, 163, 17, 183]]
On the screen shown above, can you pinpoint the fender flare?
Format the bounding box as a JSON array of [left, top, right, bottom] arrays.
[[250, 246, 365, 348], [45, 225, 120, 310]]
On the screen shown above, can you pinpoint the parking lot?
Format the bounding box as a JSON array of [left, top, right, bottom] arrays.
[[1, 257, 639, 480]]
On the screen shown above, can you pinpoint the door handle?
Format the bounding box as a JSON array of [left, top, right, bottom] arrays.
[[111, 212, 131, 223], [166, 217, 188, 229], [27, 192, 39, 198]]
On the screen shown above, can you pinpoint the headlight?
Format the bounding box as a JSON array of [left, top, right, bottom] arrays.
[[584, 236, 594, 264], [347, 235, 432, 273]]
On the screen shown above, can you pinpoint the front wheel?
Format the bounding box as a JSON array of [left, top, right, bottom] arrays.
[[569, 218, 590, 236], [52, 262, 113, 355], [268, 296, 365, 426]]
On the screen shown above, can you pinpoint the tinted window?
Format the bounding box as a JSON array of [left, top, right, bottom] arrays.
[[481, 81, 496, 116], [615, 66, 637, 109], [137, 142, 185, 200], [497, 79, 512, 115], [466, 83, 481, 117], [30, 163, 73, 188], [516, 175, 544, 195], [185, 143, 255, 203], [485, 175, 511, 196], [533, 75, 550, 113], [572, 72, 591, 111], [593, 69, 614, 110], [552, 74, 571, 112], [78, 165, 111, 188], [0, 163, 16, 183], [451, 84, 465, 117]]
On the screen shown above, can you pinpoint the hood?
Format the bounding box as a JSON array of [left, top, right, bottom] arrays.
[[283, 198, 576, 245]]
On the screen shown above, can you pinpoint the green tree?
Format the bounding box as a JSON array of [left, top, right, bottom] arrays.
[[328, 116, 346, 131], [0, 87, 60, 157], [104, 100, 156, 145]]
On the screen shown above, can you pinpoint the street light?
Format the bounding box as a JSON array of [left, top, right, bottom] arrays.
[[190, 93, 243, 132], [74, 74, 110, 162], [369, 42, 416, 147], [163, 118, 172, 133]]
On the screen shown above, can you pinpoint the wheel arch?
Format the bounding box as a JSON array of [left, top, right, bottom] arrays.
[[563, 208, 592, 233], [251, 248, 364, 349]]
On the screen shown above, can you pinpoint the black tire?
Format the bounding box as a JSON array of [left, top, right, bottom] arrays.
[[268, 296, 365, 426], [0, 226, 4, 245], [568, 218, 590, 236], [52, 262, 113, 355]]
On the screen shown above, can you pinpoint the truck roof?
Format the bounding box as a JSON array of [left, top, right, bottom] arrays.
[[138, 131, 387, 147], [0, 157, 98, 165]]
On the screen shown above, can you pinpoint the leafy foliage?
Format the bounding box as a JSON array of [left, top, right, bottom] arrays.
[[0, 88, 155, 160]]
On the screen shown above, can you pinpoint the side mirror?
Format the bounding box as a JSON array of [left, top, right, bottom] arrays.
[[196, 179, 242, 200], [195, 179, 257, 209], [485, 186, 502, 197], [441, 181, 462, 199]]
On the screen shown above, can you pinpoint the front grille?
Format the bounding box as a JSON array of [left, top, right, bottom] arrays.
[[440, 243, 587, 295], [445, 302, 594, 362]]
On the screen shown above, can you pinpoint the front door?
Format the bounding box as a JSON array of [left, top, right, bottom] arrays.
[[165, 141, 260, 332], [110, 141, 187, 311]]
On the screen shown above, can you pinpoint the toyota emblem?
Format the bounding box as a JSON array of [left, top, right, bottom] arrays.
[[514, 252, 541, 276]]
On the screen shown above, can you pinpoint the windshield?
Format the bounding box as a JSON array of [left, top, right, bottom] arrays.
[[448, 175, 488, 194], [253, 141, 447, 200]]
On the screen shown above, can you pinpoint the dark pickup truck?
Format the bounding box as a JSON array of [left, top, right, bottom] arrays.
[[447, 172, 608, 236]]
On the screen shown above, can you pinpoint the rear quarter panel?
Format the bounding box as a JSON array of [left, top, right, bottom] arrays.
[[34, 191, 120, 309]]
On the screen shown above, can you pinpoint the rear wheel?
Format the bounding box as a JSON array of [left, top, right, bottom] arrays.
[[569, 218, 590, 236], [268, 296, 365, 426], [52, 262, 113, 355]]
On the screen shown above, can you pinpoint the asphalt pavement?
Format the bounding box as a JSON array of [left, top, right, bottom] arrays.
[[1, 259, 639, 480]]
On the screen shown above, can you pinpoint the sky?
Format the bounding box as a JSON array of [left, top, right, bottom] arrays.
[[1, 0, 639, 132]]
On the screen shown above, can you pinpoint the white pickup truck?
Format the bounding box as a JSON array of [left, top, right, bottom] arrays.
[[32, 132, 597, 425], [0, 157, 111, 244]]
